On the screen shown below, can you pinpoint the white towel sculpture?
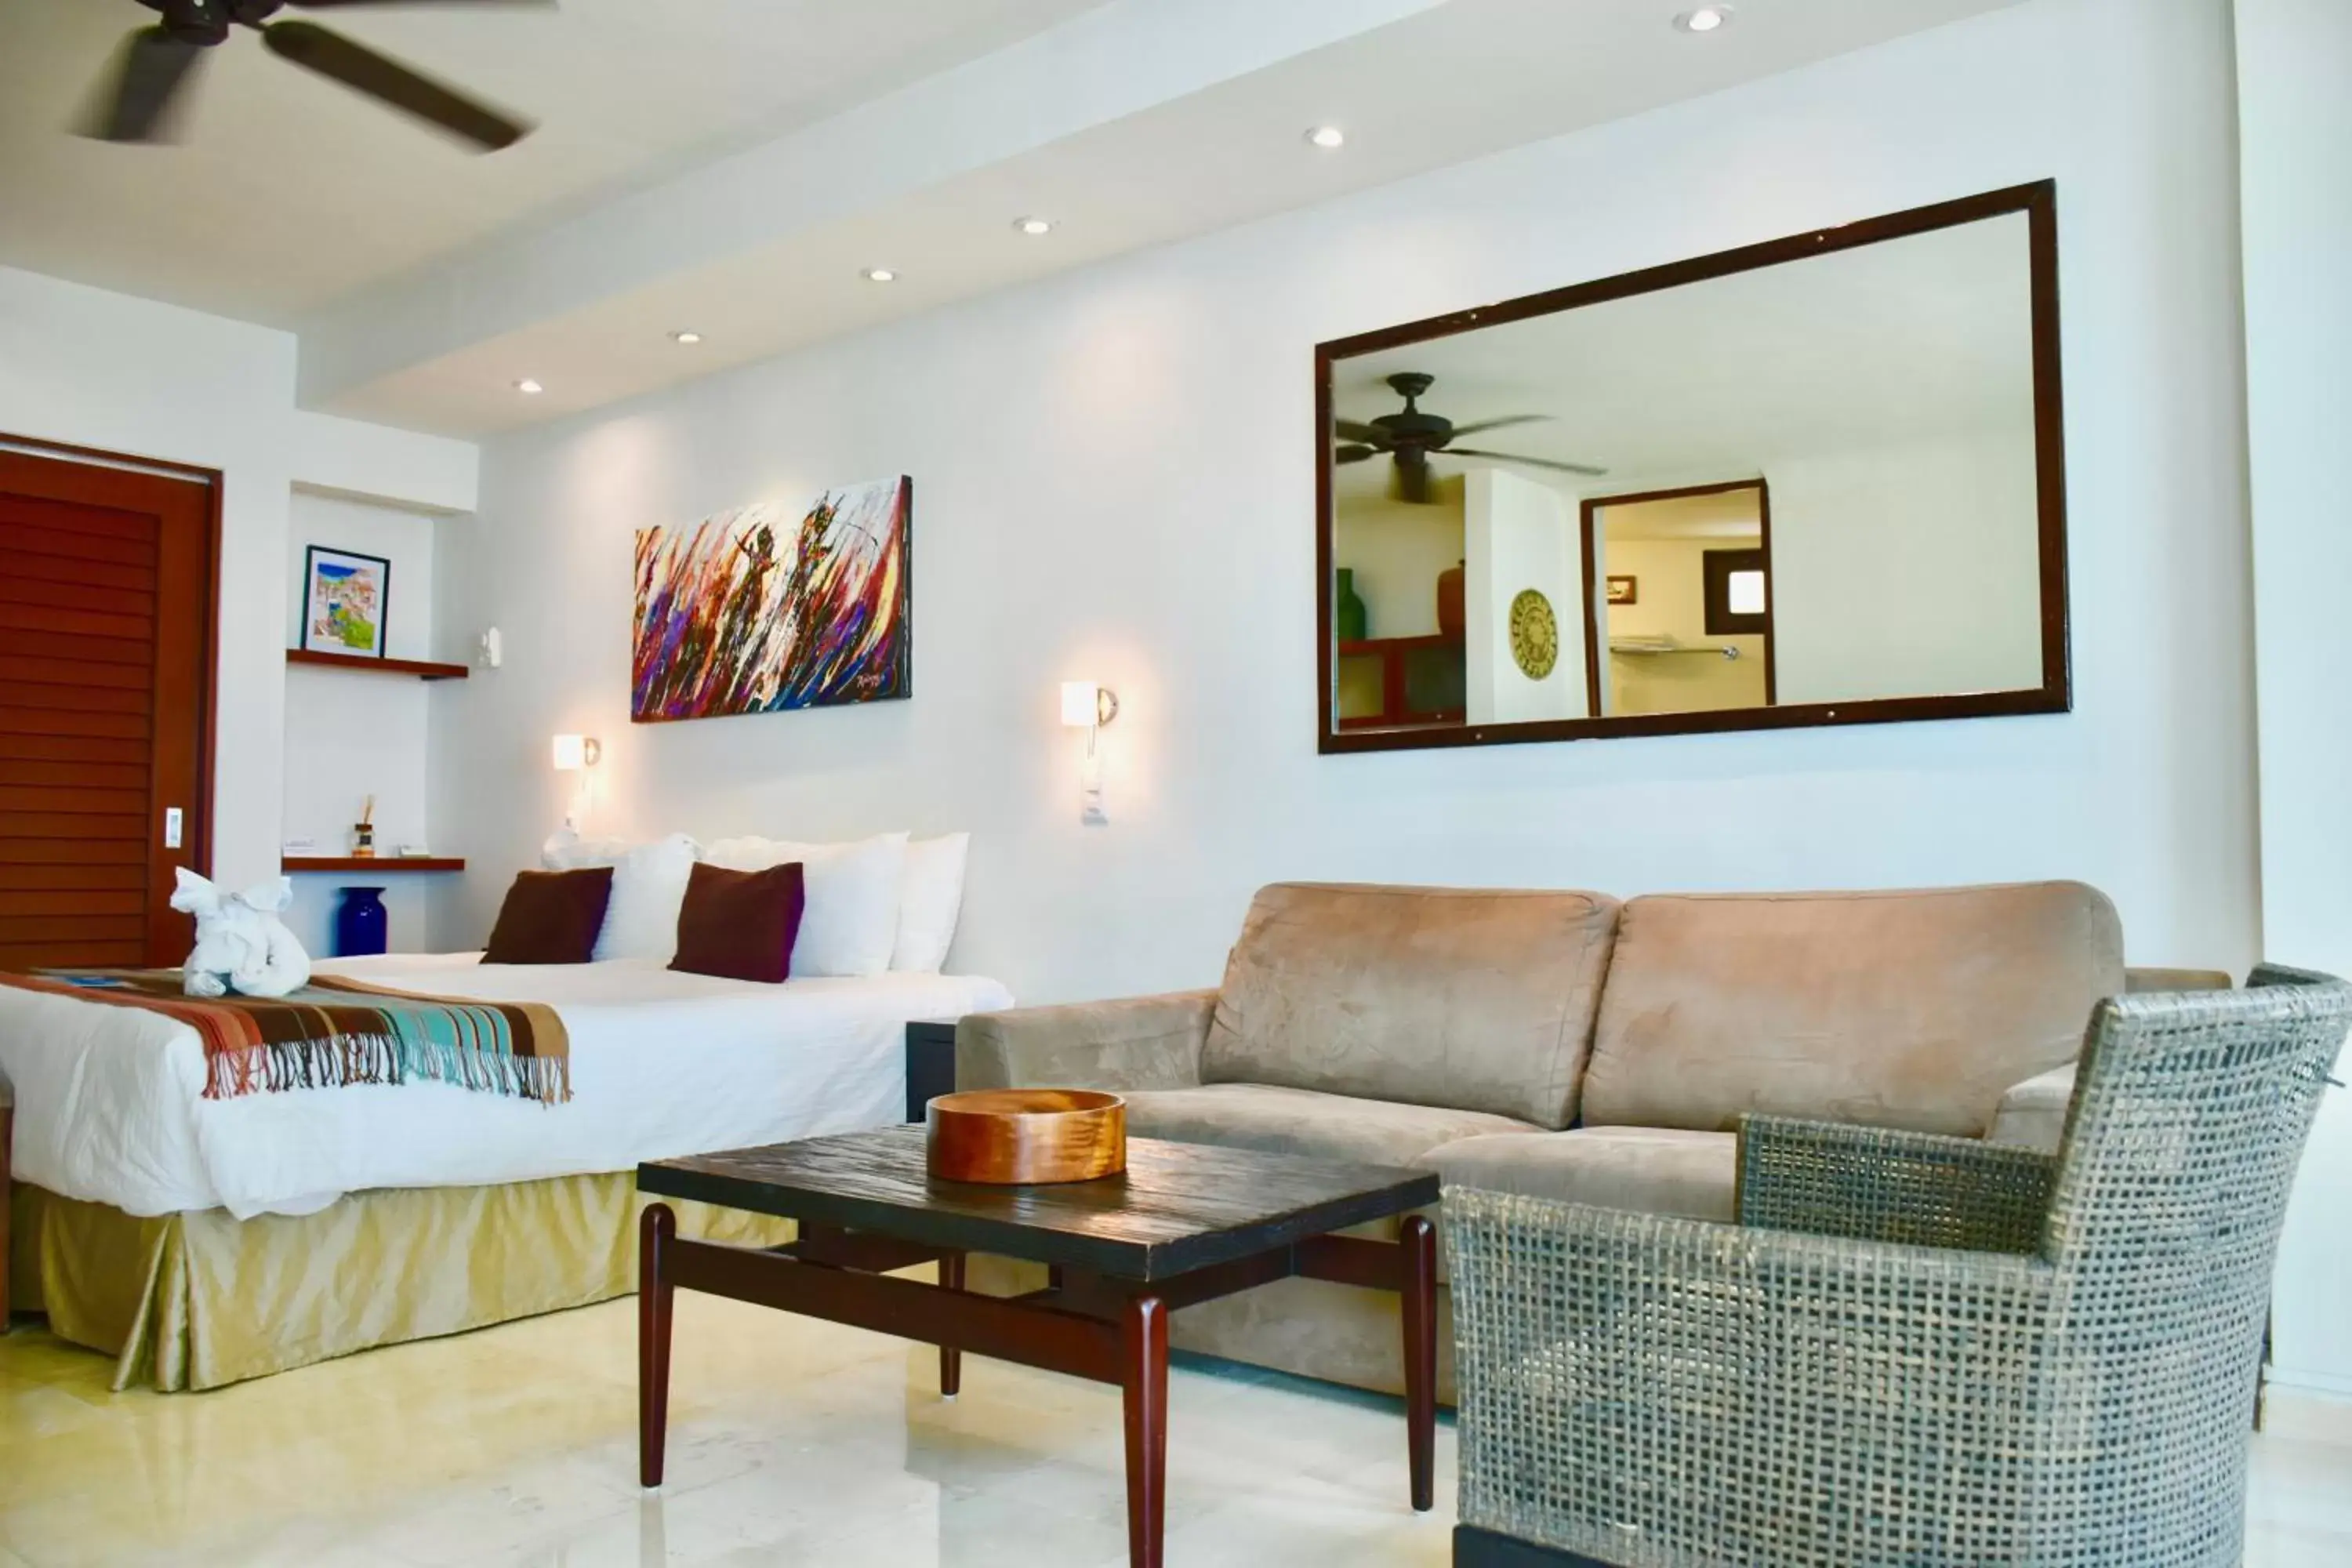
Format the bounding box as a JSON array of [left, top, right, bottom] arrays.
[[172, 869, 312, 999]]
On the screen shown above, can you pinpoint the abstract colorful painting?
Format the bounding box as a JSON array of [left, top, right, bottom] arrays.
[[632, 476, 911, 723]]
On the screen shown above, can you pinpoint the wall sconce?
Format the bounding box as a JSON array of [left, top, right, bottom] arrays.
[[1058, 682, 1118, 824], [1059, 681, 1119, 733], [552, 734, 601, 827]]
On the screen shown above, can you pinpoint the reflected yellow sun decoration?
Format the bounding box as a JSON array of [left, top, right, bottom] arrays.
[[1509, 588, 1559, 680]]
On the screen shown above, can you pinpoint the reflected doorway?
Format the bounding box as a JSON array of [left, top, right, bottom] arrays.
[[1581, 480, 1775, 718]]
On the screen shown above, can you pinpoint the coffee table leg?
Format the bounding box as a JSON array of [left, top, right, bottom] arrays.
[[938, 1250, 965, 1398], [1401, 1213, 1436, 1512], [1122, 1294, 1169, 1568], [638, 1203, 677, 1490]]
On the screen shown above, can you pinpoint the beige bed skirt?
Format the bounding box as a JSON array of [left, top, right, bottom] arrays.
[[6, 1174, 794, 1392]]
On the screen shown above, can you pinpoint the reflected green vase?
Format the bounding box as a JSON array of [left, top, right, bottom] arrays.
[[1335, 568, 1368, 644]]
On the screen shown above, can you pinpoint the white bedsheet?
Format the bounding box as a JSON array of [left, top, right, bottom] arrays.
[[0, 954, 1012, 1220]]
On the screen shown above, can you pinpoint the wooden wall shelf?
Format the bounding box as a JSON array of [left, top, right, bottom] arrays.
[[1336, 635, 1465, 730], [286, 648, 470, 681], [282, 857, 466, 874]]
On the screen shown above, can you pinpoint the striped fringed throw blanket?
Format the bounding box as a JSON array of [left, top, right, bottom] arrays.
[[0, 969, 571, 1105]]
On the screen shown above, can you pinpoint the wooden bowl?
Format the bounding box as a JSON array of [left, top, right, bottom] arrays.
[[926, 1088, 1127, 1185]]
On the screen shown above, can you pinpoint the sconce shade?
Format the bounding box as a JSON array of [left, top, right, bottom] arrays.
[[1060, 683, 1099, 728], [551, 734, 597, 771]]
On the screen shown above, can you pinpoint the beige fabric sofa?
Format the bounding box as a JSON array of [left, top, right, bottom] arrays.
[[956, 880, 2216, 1403]]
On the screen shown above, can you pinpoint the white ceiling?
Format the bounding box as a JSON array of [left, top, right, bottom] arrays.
[[0, 0, 2027, 438], [0, 0, 1101, 321]]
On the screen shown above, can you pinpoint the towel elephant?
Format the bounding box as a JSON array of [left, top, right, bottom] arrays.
[[171, 869, 313, 999]]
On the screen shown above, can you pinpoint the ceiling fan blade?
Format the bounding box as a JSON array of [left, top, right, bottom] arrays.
[[82, 27, 205, 143], [1446, 448, 1610, 477], [1447, 414, 1551, 438], [1334, 445, 1377, 465], [1334, 419, 1392, 445], [262, 20, 531, 150]]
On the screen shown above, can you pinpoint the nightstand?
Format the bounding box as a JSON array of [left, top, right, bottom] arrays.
[[904, 1020, 957, 1123]]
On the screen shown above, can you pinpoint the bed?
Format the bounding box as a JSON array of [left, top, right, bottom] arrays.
[[0, 953, 1012, 1390]]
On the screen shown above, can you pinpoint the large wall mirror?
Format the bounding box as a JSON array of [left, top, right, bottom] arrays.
[[1316, 181, 2067, 753]]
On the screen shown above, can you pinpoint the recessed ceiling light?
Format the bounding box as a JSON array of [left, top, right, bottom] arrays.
[[670, 330, 703, 345], [1014, 216, 1054, 236], [1305, 125, 1346, 149], [862, 267, 897, 283], [1675, 5, 1733, 31], [514, 378, 543, 394]]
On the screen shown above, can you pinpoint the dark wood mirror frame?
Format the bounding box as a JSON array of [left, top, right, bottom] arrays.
[[1315, 180, 2070, 756]]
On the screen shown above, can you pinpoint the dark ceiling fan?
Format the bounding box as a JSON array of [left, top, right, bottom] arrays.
[[82, 0, 544, 152], [1336, 372, 1608, 504]]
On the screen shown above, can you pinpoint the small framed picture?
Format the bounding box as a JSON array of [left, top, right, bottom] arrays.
[[302, 546, 391, 658], [1606, 575, 1639, 606]]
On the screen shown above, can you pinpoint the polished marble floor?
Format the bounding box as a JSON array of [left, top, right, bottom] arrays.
[[2, 1290, 2348, 1567]]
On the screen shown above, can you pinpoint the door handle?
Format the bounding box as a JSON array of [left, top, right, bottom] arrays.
[[164, 807, 183, 850]]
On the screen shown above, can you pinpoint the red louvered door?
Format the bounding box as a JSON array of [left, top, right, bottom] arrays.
[[0, 445, 216, 969]]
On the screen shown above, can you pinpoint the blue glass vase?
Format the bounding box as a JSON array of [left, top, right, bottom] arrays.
[[334, 887, 388, 958]]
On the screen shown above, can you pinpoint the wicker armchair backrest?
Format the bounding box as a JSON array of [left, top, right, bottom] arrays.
[[2042, 964, 2350, 1276], [2033, 964, 2350, 1510]]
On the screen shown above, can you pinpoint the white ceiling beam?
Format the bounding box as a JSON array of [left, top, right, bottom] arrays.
[[295, 0, 1444, 408]]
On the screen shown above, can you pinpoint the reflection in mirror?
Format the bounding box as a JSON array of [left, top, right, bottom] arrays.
[[1592, 481, 1771, 717], [1319, 183, 2065, 752]]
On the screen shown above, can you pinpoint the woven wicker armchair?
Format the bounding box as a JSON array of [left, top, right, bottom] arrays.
[[1446, 964, 2352, 1568]]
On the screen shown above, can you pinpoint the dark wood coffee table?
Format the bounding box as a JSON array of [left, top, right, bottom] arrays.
[[636, 1124, 1442, 1568]]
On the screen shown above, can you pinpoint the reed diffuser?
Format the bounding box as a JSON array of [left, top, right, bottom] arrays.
[[352, 795, 376, 858]]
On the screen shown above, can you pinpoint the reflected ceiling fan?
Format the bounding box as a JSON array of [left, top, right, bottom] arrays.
[[80, 0, 544, 152], [1336, 372, 1608, 504]]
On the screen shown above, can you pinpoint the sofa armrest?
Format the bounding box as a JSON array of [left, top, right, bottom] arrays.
[[1736, 1115, 2053, 1255], [955, 989, 1215, 1093], [1986, 1062, 2078, 1152], [2126, 967, 2235, 993]]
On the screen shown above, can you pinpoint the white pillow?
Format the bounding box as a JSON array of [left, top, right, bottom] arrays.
[[705, 832, 909, 977], [891, 833, 969, 973], [540, 829, 630, 870], [540, 830, 701, 964]]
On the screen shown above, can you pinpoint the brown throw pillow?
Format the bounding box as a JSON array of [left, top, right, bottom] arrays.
[[483, 867, 614, 965], [670, 861, 805, 984]]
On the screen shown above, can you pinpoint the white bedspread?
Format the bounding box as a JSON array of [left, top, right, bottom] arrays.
[[0, 954, 1012, 1220]]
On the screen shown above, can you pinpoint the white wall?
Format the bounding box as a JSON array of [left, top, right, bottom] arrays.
[[283, 492, 441, 665], [281, 492, 447, 956], [1464, 467, 1586, 724], [2236, 0, 2352, 1397], [1600, 533, 1768, 716], [1332, 475, 1462, 641], [1769, 430, 2044, 704], [292, 411, 478, 517], [434, 0, 2257, 1013], [0, 264, 476, 916], [0, 265, 298, 888]]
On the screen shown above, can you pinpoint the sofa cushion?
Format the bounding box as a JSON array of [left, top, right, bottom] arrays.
[[1435, 1127, 1738, 1221], [1200, 883, 1621, 1129], [1986, 1062, 2077, 1153], [1120, 1083, 1538, 1168], [1581, 882, 2124, 1138]]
